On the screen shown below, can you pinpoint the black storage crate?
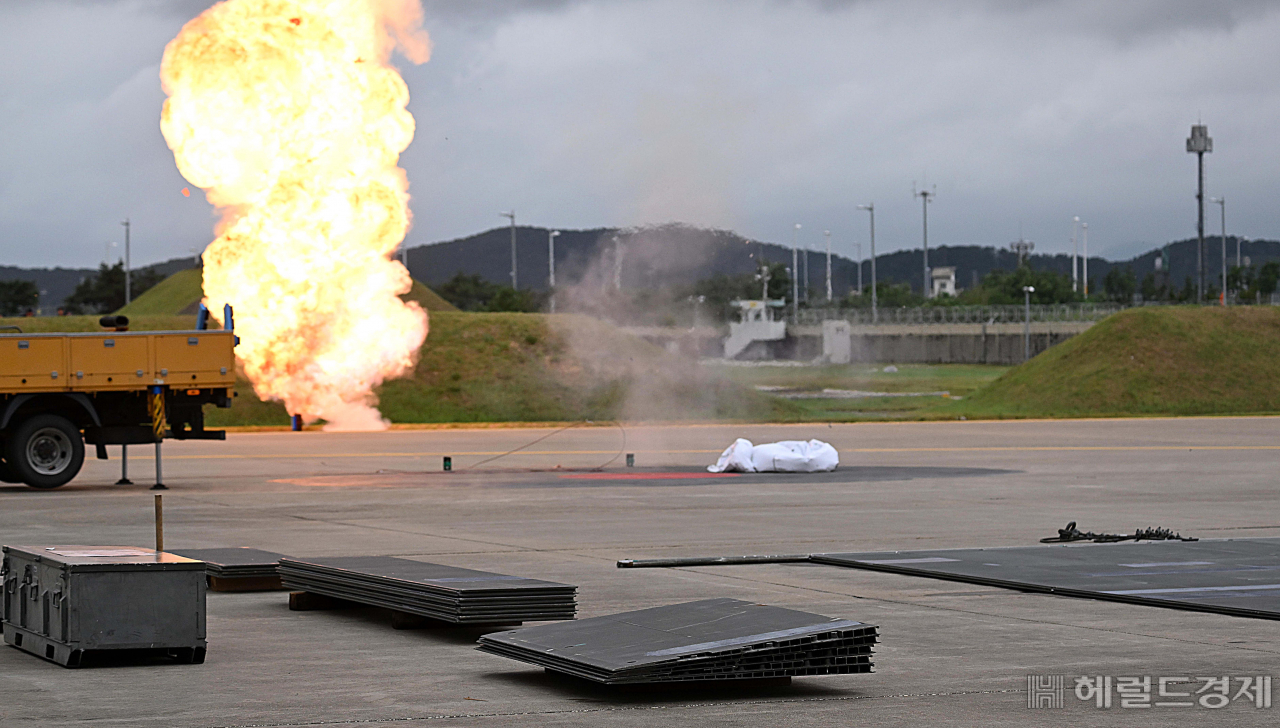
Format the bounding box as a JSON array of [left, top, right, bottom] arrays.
[[2, 545, 206, 667]]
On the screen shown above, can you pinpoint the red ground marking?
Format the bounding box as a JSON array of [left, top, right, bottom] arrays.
[[557, 472, 741, 480]]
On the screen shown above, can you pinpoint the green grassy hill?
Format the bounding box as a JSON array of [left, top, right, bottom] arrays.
[[215, 312, 790, 426], [115, 269, 457, 316], [366, 310, 788, 422], [401, 279, 458, 312], [958, 306, 1280, 417], [116, 268, 205, 315]]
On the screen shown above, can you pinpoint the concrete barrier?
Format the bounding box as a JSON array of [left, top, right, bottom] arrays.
[[799, 321, 1093, 365], [624, 321, 1093, 365]]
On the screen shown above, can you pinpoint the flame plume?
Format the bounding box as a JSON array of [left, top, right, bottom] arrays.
[[160, 0, 431, 430]]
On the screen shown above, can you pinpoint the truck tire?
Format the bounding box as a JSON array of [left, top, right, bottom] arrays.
[[4, 415, 85, 489]]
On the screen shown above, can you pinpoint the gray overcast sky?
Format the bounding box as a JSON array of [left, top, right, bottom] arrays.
[[1, 0, 1277, 269]]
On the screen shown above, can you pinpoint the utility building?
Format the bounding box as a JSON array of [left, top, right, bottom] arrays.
[[931, 267, 957, 298]]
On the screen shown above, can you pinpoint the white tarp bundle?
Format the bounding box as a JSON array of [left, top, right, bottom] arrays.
[[707, 438, 839, 473]]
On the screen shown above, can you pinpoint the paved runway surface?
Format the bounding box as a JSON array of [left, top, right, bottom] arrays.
[[1, 417, 1278, 726]]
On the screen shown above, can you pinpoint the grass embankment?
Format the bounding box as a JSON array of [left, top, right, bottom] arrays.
[[116, 268, 205, 315], [370, 313, 792, 424], [401, 280, 458, 313], [714, 363, 1008, 420], [955, 306, 1280, 418], [115, 268, 458, 316], [713, 306, 1280, 421], [11, 305, 1268, 424], [219, 312, 793, 426], [1, 312, 789, 425]]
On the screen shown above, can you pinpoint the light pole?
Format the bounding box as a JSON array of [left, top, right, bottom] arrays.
[[499, 211, 516, 289], [857, 204, 876, 323], [1186, 124, 1213, 302], [914, 186, 935, 298], [1210, 197, 1226, 304], [1071, 216, 1079, 293], [855, 240, 863, 295], [823, 230, 832, 302], [548, 230, 560, 313], [1081, 222, 1089, 297], [802, 236, 809, 303], [791, 223, 801, 320], [1023, 285, 1035, 361], [121, 218, 131, 304]]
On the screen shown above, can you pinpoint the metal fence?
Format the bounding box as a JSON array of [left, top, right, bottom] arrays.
[[792, 303, 1125, 326]]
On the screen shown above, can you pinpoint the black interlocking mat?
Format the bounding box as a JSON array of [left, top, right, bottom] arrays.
[[812, 538, 1280, 620], [170, 548, 286, 578], [477, 598, 877, 684], [278, 556, 576, 624]]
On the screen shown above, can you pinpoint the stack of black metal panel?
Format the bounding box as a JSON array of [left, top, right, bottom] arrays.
[[278, 556, 577, 624], [170, 547, 286, 591], [477, 598, 876, 684], [171, 547, 284, 580]]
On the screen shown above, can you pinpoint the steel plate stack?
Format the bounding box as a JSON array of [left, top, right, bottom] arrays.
[[477, 598, 877, 684], [277, 556, 577, 624], [171, 547, 285, 580]]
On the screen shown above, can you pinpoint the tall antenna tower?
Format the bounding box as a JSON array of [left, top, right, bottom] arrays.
[[1010, 238, 1035, 266], [1186, 124, 1213, 301]]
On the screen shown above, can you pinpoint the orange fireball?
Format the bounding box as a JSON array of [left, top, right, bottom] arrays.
[[160, 0, 432, 430]]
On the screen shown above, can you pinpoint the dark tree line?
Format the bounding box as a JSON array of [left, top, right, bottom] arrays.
[[830, 266, 1082, 308], [0, 279, 39, 316], [690, 262, 791, 314], [436, 272, 547, 312], [63, 262, 163, 315]]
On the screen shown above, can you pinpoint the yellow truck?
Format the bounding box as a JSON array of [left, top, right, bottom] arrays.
[[0, 310, 236, 489]]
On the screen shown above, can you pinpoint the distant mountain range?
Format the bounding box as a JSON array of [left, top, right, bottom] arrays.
[[404, 224, 1278, 298], [4, 226, 1275, 310]]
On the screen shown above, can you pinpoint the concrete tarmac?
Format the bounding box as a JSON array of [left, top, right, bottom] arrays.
[[1, 417, 1278, 726]]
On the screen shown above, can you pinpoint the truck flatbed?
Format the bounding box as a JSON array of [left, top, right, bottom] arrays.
[[0, 329, 235, 392]]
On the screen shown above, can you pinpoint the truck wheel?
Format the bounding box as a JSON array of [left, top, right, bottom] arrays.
[[4, 415, 85, 489]]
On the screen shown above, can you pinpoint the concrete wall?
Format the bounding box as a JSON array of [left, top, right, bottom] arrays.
[[794, 322, 1093, 365], [625, 321, 1093, 365]]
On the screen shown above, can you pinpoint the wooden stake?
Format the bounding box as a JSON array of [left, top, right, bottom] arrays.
[[154, 493, 164, 552]]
